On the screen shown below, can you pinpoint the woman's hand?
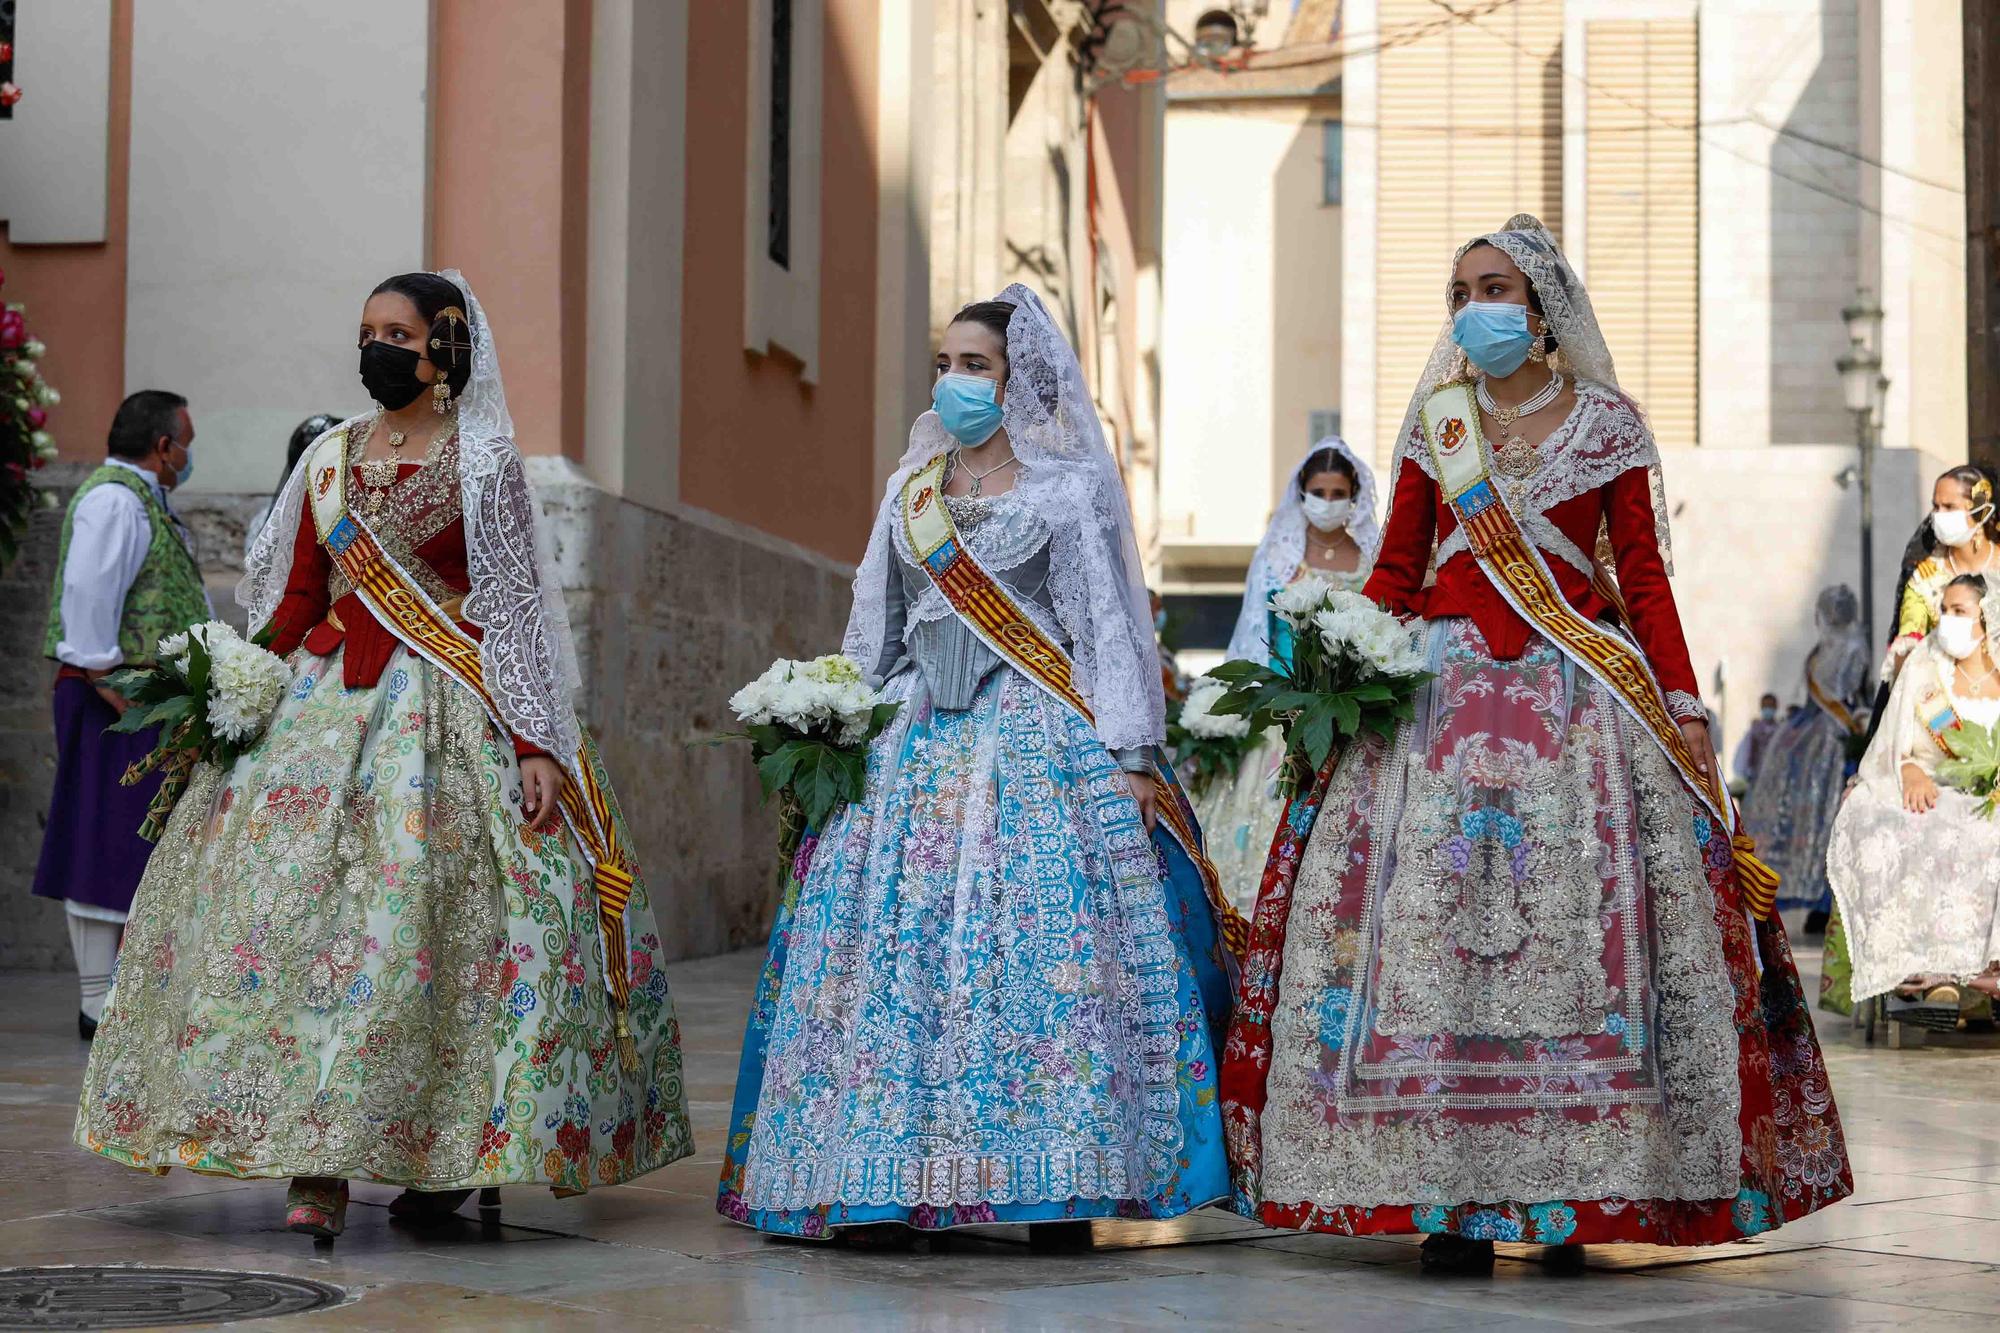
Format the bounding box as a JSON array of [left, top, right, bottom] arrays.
[[1901, 762, 1940, 814], [1679, 717, 1718, 792], [1125, 771, 1158, 833], [519, 756, 564, 832]]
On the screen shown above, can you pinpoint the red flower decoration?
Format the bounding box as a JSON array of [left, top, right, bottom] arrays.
[[0, 41, 13, 62], [0, 309, 24, 350], [26, 408, 46, 428], [0, 84, 21, 110]]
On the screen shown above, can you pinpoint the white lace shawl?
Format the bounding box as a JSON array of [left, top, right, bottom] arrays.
[[842, 284, 1165, 752], [1382, 214, 1674, 578], [1226, 437, 1382, 663], [238, 270, 586, 762]]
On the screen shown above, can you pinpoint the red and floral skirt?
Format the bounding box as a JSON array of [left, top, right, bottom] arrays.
[[1219, 620, 1850, 1245]]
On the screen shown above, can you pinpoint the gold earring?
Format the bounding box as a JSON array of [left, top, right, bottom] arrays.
[[1527, 331, 1548, 365], [433, 378, 451, 414]]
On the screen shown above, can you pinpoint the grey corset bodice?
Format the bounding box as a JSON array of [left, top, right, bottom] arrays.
[[892, 493, 1060, 710]]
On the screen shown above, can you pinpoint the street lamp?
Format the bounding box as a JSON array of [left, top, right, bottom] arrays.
[[1837, 288, 1887, 649]]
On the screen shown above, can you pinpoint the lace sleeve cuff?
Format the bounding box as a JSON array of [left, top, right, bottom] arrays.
[[1109, 745, 1156, 774], [1665, 689, 1706, 723]]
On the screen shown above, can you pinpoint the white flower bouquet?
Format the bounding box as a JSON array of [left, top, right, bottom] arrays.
[[710, 654, 902, 850], [1167, 675, 1257, 798], [106, 620, 292, 839], [1208, 573, 1432, 794]]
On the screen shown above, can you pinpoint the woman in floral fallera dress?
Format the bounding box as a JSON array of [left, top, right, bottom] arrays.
[[1219, 217, 1850, 1273], [1198, 439, 1380, 916], [74, 271, 693, 1237], [718, 287, 1236, 1248]]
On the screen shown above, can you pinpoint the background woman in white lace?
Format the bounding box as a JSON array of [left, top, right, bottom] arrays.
[[1197, 439, 1380, 914], [1742, 585, 1871, 921], [717, 288, 1232, 1249], [1221, 216, 1848, 1274], [1828, 573, 2000, 1010], [74, 271, 694, 1239]]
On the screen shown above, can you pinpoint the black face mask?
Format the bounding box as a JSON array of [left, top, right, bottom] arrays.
[[358, 341, 428, 410]]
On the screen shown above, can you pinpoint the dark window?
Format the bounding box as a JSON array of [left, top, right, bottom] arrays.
[[1162, 594, 1244, 653], [0, 2, 17, 122], [767, 0, 792, 269], [1321, 120, 1342, 206]]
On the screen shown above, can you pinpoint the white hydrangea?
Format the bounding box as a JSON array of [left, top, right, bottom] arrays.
[[1180, 676, 1251, 741], [206, 634, 291, 744], [730, 653, 884, 743]]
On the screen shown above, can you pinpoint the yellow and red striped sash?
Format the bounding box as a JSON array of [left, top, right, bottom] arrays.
[[900, 455, 1248, 959], [1419, 383, 1780, 919], [1805, 650, 1865, 735], [304, 429, 643, 1066]]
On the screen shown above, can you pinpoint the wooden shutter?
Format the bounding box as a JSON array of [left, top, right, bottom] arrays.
[[1373, 0, 1566, 471], [1584, 18, 1699, 449]]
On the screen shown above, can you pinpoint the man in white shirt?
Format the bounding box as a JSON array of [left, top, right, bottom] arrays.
[[32, 390, 208, 1039]]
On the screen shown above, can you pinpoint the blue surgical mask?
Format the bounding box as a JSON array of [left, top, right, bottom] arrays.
[[932, 372, 1005, 447], [1452, 301, 1536, 378]]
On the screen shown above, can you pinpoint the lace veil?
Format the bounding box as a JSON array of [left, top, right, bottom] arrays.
[[240, 269, 586, 762], [1224, 436, 1381, 663], [842, 283, 1166, 750], [1383, 214, 1674, 574]]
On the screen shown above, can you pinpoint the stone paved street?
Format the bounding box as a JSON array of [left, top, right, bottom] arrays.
[[6, 939, 2000, 1331]]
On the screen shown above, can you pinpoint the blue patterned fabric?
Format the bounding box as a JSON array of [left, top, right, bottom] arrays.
[[718, 668, 1230, 1236]]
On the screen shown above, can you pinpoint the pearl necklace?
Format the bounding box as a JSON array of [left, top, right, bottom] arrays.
[[1478, 372, 1565, 479]]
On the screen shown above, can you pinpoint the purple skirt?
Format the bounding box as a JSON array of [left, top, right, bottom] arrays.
[[32, 673, 166, 915]]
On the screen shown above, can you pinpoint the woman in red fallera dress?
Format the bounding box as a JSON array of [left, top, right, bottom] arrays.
[[1219, 216, 1850, 1273]]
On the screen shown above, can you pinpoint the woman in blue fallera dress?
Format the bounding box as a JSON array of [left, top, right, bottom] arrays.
[[717, 286, 1234, 1247]]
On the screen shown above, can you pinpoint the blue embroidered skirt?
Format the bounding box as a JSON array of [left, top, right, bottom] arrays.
[[718, 667, 1230, 1236]]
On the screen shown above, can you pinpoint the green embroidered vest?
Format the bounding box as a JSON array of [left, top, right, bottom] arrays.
[[43, 465, 209, 666]]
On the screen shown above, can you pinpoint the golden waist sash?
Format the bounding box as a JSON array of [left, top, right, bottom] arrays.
[[899, 455, 1248, 959], [1418, 383, 1779, 919], [1805, 649, 1863, 735]]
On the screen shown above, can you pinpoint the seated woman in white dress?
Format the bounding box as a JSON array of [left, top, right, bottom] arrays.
[[1828, 573, 2000, 1008]]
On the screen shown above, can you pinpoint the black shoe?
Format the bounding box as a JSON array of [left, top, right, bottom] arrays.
[[1419, 1234, 1495, 1275], [1803, 909, 1830, 935], [1027, 1220, 1093, 1253], [1543, 1243, 1586, 1275], [78, 1011, 98, 1041]]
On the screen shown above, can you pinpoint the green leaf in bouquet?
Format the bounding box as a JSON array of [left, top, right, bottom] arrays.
[[1938, 720, 2000, 797], [755, 743, 809, 801], [1206, 659, 1278, 686], [139, 693, 197, 732], [866, 700, 904, 739], [788, 744, 853, 830], [103, 665, 177, 706], [744, 722, 788, 756], [1294, 697, 1338, 769], [1326, 692, 1362, 738]]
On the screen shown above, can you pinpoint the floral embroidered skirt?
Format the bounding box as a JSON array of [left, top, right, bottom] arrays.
[[1221, 619, 1851, 1245], [74, 646, 695, 1191], [1189, 728, 1288, 919], [1826, 782, 2000, 1003], [1744, 706, 1851, 911], [717, 667, 1232, 1236]]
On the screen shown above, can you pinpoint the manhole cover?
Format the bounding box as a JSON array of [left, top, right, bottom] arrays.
[[0, 1267, 346, 1329]]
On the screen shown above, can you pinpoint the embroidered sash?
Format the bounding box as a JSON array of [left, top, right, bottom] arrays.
[[1419, 383, 1780, 919], [900, 455, 1249, 959], [1918, 684, 1963, 756], [303, 429, 643, 1066], [1804, 649, 1864, 735]]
